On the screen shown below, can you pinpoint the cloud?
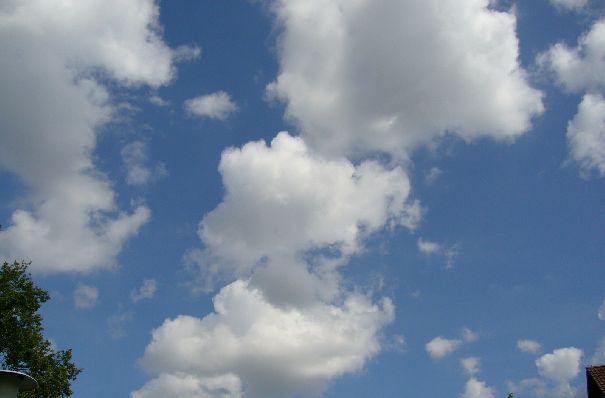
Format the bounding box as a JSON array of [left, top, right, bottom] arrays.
[[267, 0, 543, 159], [426, 328, 477, 359], [426, 336, 463, 359], [0, 0, 186, 272], [566, 93, 605, 177], [417, 238, 459, 268], [461, 357, 481, 376], [131, 279, 158, 303], [599, 300, 605, 320], [517, 339, 542, 354], [131, 373, 242, 398], [509, 347, 584, 398], [149, 94, 169, 107], [539, 19, 605, 93], [425, 167, 443, 185], [187, 132, 420, 288], [461, 378, 496, 398], [3, 0, 177, 87], [417, 238, 441, 255], [184, 91, 238, 120], [137, 280, 394, 398], [74, 283, 99, 309], [137, 130, 410, 396], [122, 141, 168, 186], [549, 0, 588, 12], [536, 347, 583, 384], [173, 45, 202, 63]]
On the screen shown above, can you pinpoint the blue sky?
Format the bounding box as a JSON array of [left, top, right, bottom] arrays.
[[1, 1, 604, 397]]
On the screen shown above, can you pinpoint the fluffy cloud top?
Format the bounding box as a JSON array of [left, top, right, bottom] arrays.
[[517, 339, 542, 354], [137, 280, 394, 398], [461, 378, 496, 398], [0, 0, 185, 272], [426, 336, 463, 359], [184, 91, 238, 120], [536, 347, 583, 383], [139, 131, 410, 396], [2, 0, 177, 87], [267, 0, 543, 159], [512, 347, 584, 398], [566, 94, 605, 177], [188, 132, 420, 284], [540, 19, 605, 93], [426, 328, 477, 359], [74, 283, 99, 309]]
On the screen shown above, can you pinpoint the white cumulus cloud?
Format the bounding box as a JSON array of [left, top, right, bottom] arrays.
[[461, 378, 496, 398], [539, 19, 605, 93], [566, 93, 605, 177], [267, 0, 543, 159], [510, 347, 585, 398], [184, 91, 238, 120], [517, 339, 542, 354], [0, 0, 188, 272], [137, 130, 409, 396], [187, 132, 420, 287], [426, 328, 477, 359], [137, 280, 394, 398], [536, 347, 583, 383], [74, 283, 99, 309], [426, 336, 463, 359]]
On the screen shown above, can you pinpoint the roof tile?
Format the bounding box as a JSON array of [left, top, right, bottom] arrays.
[[588, 366, 605, 393]]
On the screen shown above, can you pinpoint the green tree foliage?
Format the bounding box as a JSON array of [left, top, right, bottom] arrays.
[[0, 261, 81, 397]]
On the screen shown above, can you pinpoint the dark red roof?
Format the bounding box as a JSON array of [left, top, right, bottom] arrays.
[[587, 366, 605, 393]]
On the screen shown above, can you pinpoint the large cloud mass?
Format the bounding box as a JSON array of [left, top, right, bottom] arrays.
[[0, 0, 181, 272], [138, 132, 407, 396], [187, 132, 420, 286], [135, 280, 394, 398], [267, 0, 544, 159]]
